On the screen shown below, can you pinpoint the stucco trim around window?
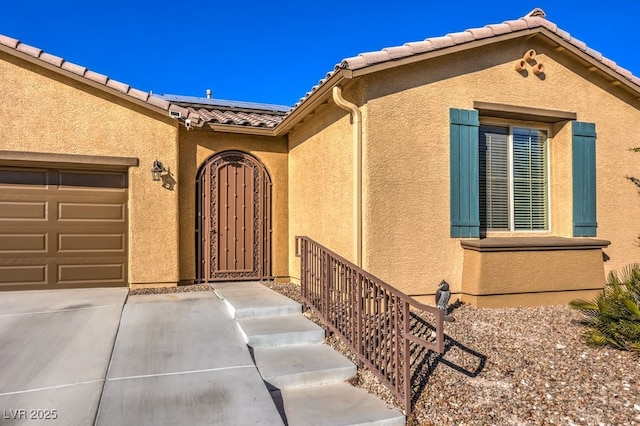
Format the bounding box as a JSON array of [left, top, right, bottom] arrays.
[[460, 236, 610, 252], [0, 151, 138, 170], [473, 101, 577, 123]]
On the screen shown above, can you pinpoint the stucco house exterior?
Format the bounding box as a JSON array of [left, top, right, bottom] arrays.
[[1, 8, 639, 307]]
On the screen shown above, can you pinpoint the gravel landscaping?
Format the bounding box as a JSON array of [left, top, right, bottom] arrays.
[[264, 281, 640, 426], [129, 284, 214, 295]]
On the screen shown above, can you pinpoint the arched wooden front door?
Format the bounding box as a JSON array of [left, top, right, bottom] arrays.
[[196, 151, 272, 281]]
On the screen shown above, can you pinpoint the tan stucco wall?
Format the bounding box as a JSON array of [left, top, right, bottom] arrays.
[[0, 52, 180, 286], [177, 129, 289, 282], [461, 248, 605, 301], [287, 94, 363, 280], [300, 36, 640, 304]]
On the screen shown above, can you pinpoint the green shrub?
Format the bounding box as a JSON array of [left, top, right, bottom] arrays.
[[569, 264, 640, 353]]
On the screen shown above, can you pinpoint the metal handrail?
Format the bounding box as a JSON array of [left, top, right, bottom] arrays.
[[295, 236, 444, 416]]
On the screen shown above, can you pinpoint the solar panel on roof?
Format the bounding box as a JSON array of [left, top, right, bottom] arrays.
[[158, 94, 291, 113]]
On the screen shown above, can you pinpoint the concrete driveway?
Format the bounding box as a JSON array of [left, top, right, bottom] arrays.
[[0, 288, 282, 425]]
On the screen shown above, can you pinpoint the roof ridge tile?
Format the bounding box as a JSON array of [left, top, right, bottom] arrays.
[[85, 70, 109, 85], [105, 79, 129, 94], [585, 46, 603, 62], [61, 61, 87, 76], [554, 27, 572, 42], [522, 16, 546, 29], [571, 38, 588, 52], [404, 40, 435, 54], [146, 95, 170, 110], [485, 23, 512, 36], [466, 27, 494, 40], [359, 51, 392, 64], [39, 52, 64, 67], [383, 45, 414, 59], [524, 8, 546, 18], [428, 35, 455, 50], [447, 31, 475, 44], [16, 42, 42, 58], [128, 87, 150, 102], [616, 65, 633, 80], [538, 19, 558, 33], [503, 19, 529, 32], [0, 34, 19, 48]]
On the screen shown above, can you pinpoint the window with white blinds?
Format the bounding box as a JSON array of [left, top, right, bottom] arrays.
[[479, 125, 548, 231]]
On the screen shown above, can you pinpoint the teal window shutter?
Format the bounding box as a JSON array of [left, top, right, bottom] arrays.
[[572, 121, 597, 237], [450, 108, 480, 237]]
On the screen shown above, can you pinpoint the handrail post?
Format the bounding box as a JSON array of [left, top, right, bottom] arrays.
[[403, 300, 412, 416], [300, 238, 307, 307], [324, 250, 331, 321], [356, 271, 362, 361], [436, 307, 444, 354]]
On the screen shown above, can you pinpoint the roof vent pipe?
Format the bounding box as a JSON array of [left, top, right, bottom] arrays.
[[206, 89, 212, 99]]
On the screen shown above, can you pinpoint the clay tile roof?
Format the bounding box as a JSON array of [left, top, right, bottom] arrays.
[[290, 7, 640, 112], [0, 34, 173, 117], [158, 95, 289, 129]]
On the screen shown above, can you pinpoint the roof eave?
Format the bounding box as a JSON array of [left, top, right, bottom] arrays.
[[348, 28, 541, 78], [0, 43, 173, 121], [534, 27, 640, 97], [342, 27, 640, 98], [274, 69, 352, 136], [271, 27, 640, 137]]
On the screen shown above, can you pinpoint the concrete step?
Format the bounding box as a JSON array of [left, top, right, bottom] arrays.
[[237, 314, 326, 347], [214, 281, 301, 318], [216, 280, 405, 425], [252, 343, 357, 390], [272, 383, 406, 426]]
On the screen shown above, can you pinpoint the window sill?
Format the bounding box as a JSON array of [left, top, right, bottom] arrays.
[[460, 236, 611, 252]]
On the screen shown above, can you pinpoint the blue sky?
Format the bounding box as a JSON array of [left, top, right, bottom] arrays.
[[1, 1, 638, 106]]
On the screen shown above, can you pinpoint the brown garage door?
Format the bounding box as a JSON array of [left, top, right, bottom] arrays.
[[0, 167, 128, 290]]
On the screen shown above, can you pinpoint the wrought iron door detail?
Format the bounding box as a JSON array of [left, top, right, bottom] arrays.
[[196, 151, 272, 281]]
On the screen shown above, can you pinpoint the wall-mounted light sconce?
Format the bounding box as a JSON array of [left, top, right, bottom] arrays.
[[151, 159, 177, 190], [151, 159, 167, 181]]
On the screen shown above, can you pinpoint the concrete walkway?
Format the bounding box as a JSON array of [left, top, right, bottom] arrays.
[[96, 291, 282, 425], [0, 288, 128, 425], [0, 287, 282, 425]]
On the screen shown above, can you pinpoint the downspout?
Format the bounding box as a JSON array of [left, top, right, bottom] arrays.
[[332, 86, 363, 267]]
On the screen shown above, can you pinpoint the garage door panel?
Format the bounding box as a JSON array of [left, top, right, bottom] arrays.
[[0, 168, 49, 187], [0, 233, 48, 253], [57, 170, 127, 189], [58, 233, 125, 253], [0, 201, 48, 220], [58, 203, 125, 222], [0, 167, 128, 290], [58, 262, 125, 285], [0, 265, 48, 286]]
